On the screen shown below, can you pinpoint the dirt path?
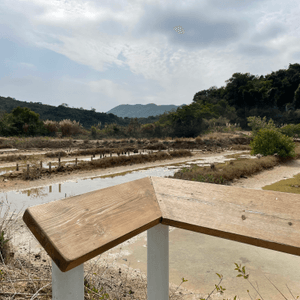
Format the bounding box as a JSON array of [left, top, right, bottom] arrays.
[[230, 158, 300, 189]]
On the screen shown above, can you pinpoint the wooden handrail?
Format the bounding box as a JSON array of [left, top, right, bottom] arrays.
[[22, 176, 300, 299]]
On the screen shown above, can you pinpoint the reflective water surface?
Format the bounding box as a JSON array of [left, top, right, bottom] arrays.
[[0, 151, 249, 217]]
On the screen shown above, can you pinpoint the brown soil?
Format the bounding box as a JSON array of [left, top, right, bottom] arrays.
[[0, 150, 222, 193], [0, 133, 260, 299], [2, 157, 300, 299]]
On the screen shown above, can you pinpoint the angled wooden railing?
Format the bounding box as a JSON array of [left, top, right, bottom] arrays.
[[23, 176, 300, 299]]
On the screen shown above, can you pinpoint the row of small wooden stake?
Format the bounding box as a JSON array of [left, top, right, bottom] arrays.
[[15, 149, 164, 173]]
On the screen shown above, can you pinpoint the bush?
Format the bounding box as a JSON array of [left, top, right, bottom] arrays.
[[91, 126, 97, 138], [250, 128, 296, 158], [44, 120, 59, 135], [247, 116, 276, 136], [279, 123, 300, 137], [59, 119, 82, 136]]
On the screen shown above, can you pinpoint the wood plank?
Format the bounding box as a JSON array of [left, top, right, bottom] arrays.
[[151, 177, 300, 256], [23, 177, 161, 272]]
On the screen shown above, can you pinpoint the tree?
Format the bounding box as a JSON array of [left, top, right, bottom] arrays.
[[170, 103, 204, 137], [224, 72, 256, 107], [0, 107, 45, 136], [293, 83, 300, 109]]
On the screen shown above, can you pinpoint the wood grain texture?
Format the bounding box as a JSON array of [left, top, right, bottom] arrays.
[[23, 176, 300, 273], [151, 177, 300, 256], [23, 177, 161, 272]]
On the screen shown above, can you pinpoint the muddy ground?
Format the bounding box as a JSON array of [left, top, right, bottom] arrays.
[[0, 133, 252, 188], [3, 132, 300, 299]]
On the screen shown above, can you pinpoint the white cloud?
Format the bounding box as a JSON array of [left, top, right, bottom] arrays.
[[88, 79, 132, 100], [1, 0, 300, 111], [19, 62, 36, 69]]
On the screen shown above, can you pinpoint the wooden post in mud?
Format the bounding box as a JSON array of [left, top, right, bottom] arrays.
[[40, 161, 43, 169], [27, 164, 29, 176], [75, 158, 78, 166], [58, 157, 61, 168], [49, 162, 51, 173], [91, 156, 93, 162], [16, 163, 19, 171]]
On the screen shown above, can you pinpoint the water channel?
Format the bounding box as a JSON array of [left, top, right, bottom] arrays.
[[0, 151, 251, 217]]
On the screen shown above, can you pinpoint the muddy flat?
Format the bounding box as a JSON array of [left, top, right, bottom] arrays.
[[2, 151, 300, 299], [0, 150, 228, 193]]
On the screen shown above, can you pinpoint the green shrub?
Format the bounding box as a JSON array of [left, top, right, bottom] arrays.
[[247, 116, 276, 136], [91, 126, 97, 138], [279, 123, 300, 137], [250, 128, 296, 158]]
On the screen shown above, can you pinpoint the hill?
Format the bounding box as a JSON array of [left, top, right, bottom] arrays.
[[106, 103, 186, 118], [0, 96, 128, 129]]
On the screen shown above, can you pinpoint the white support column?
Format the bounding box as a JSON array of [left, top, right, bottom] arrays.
[[147, 224, 169, 300], [52, 260, 84, 300]]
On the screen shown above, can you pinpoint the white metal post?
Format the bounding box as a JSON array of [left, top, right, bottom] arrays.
[[52, 260, 84, 300], [147, 224, 169, 300]]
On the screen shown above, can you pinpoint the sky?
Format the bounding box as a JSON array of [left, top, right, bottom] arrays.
[[1, 0, 300, 113]]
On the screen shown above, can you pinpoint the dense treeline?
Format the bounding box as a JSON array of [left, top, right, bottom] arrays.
[[1, 63, 300, 138], [0, 97, 161, 128], [192, 63, 300, 128], [149, 63, 300, 137]]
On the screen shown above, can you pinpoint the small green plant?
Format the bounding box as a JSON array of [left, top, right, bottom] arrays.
[[170, 277, 188, 299], [250, 128, 296, 158], [279, 123, 300, 137], [0, 269, 5, 280], [234, 262, 300, 300], [0, 230, 11, 249], [247, 116, 276, 136], [199, 273, 234, 300]]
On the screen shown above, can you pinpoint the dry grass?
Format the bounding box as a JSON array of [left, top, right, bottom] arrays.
[[0, 155, 29, 162], [229, 145, 252, 151], [0, 137, 74, 150], [76, 150, 192, 171], [0, 150, 192, 181], [44, 151, 68, 158], [59, 119, 82, 137], [146, 142, 167, 150], [0, 202, 189, 300], [168, 155, 281, 184]]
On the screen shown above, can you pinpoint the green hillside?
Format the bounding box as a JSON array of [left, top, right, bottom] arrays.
[[0, 97, 129, 128]]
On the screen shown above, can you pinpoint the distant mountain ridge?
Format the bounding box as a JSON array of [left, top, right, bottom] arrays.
[[0, 96, 127, 129], [106, 103, 186, 118]]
